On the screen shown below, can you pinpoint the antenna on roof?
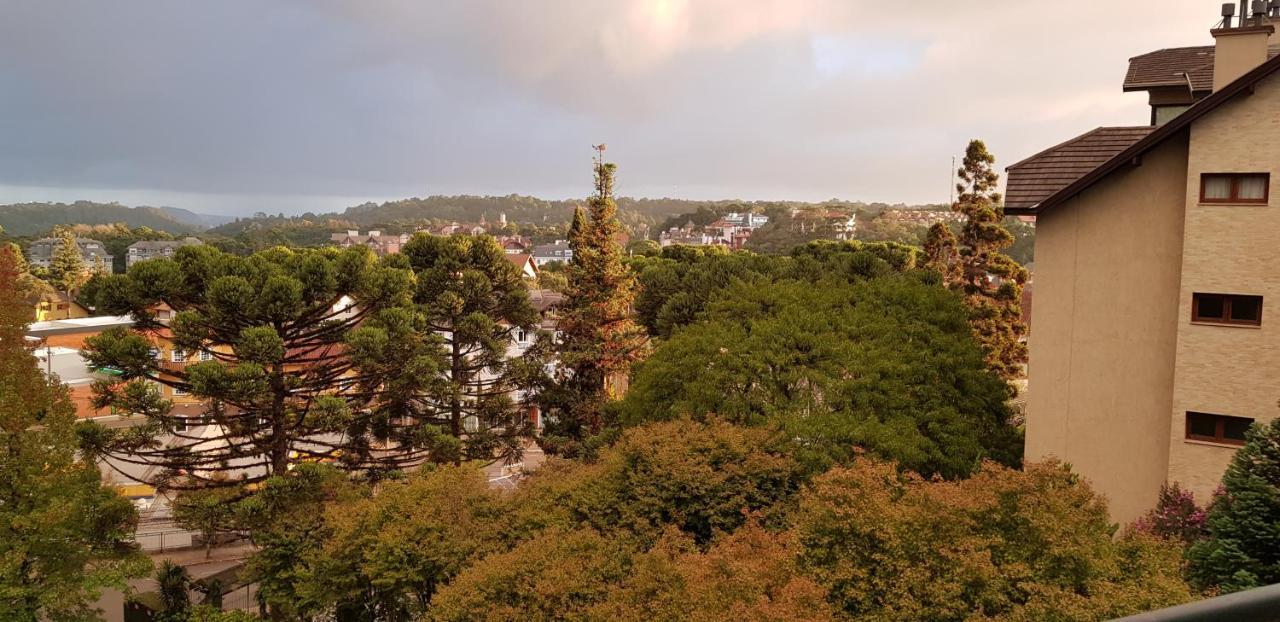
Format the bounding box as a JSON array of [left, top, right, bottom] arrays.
[[1223, 2, 1236, 28]]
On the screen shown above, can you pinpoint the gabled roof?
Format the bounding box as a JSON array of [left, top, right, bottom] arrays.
[[1007, 51, 1280, 215], [1005, 127, 1156, 211], [1125, 45, 1280, 93]]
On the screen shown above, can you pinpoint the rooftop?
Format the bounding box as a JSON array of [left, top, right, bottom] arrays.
[[28, 315, 134, 334], [1005, 126, 1156, 211], [1124, 45, 1280, 93]]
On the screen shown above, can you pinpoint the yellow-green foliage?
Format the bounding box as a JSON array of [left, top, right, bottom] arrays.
[[796, 459, 1193, 621]]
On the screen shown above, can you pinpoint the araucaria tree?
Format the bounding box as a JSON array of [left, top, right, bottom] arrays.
[[1188, 417, 1280, 593], [401, 233, 539, 465], [80, 244, 440, 490], [541, 155, 647, 443], [942, 139, 1029, 383], [0, 246, 148, 621]]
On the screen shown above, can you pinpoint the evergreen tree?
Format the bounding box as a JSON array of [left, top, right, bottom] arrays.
[[79, 244, 439, 490], [539, 154, 647, 446], [1188, 418, 1280, 593], [951, 139, 1028, 383], [400, 233, 540, 466], [923, 222, 961, 285], [49, 230, 87, 296], [0, 245, 149, 621]]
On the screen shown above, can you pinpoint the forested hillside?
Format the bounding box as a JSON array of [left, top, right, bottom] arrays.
[[0, 201, 213, 236]]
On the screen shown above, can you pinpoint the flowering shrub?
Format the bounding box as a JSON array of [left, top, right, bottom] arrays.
[[1132, 483, 1207, 545]]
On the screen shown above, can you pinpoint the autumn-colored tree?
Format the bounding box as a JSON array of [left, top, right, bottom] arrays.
[[48, 229, 88, 296], [1131, 482, 1208, 546], [298, 466, 507, 621], [950, 140, 1029, 383], [539, 153, 647, 446], [795, 459, 1192, 621], [1188, 417, 1280, 593], [923, 222, 961, 285], [0, 245, 150, 621]]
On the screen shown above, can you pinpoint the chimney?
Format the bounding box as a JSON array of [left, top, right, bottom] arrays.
[[1212, 1, 1275, 90]]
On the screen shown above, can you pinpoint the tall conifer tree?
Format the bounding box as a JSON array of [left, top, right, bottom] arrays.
[[950, 140, 1028, 383], [49, 230, 88, 296], [540, 150, 647, 445]]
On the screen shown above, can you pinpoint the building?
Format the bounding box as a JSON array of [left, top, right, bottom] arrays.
[[329, 230, 409, 256], [27, 289, 90, 322], [531, 241, 573, 266], [506, 253, 538, 279], [126, 238, 202, 268], [1005, 4, 1280, 524], [26, 237, 113, 273]]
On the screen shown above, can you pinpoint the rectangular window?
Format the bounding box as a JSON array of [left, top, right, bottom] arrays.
[[516, 329, 529, 343], [1192, 293, 1263, 326], [1186, 412, 1254, 445], [1200, 173, 1270, 204], [171, 350, 186, 363], [199, 350, 214, 362], [172, 386, 188, 397]]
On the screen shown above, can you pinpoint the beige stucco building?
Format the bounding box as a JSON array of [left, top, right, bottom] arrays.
[[1007, 6, 1280, 525]]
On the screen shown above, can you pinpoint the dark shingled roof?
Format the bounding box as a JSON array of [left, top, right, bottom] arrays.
[[1007, 51, 1280, 215], [1125, 45, 1280, 93], [1004, 127, 1156, 211]]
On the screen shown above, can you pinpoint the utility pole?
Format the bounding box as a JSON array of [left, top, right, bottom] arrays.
[[949, 156, 956, 206]]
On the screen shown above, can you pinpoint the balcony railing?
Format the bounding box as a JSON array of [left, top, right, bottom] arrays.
[[1110, 583, 1280, 621]]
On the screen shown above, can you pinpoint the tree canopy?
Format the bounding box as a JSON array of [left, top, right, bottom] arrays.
[[0, 246, 149, 622]]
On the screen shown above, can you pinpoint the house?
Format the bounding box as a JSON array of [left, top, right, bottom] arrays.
[[722, 212, 770, 228], [126, 238, 202, 268], [1004, 5, 1280, 524], [496, 235, 531, 254], [27, 288, 90, 322], [531, 241, 573, 266], [329, 230, 409, 256], [26, 237, 113, 274], [506, 254, 538, 279], [821, 210, 859, 241], [658, 225, 715, 247]]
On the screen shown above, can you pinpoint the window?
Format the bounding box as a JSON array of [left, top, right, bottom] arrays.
[[171, 350, 186, 363], [172, 386, 188, 397], [516, 329, 529, 344], [1192, 293, 1263, 326], [1200, 173, 1270, 204], [1186, 412, 1254, 446], [199, 350, 214, 362]]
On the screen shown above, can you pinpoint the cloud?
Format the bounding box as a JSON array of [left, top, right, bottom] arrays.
[[0, 0, 1229, 213]]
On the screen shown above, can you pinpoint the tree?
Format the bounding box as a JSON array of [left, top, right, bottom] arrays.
[[49, 229, 88, 296], [1131, 483, 1208, 546], [298, 466, 507, 621], [923, 222, 961, 285], [400, 233, 540, 466], [171, 485, 243, 559], [951, 140, 1029, 383], [795, 459, 1192, 621], [153, 560, 192, 622], [539, 156, 647, 445], [1188, 417, 1280, 593], [0, 245, 149, 622], [79, 244, 434, 490], [620, 277, 1022, 478]]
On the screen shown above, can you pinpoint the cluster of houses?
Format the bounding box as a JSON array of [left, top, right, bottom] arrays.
[[876, 209, 966, 227], [657, 211, 771, 249], [329, 227, 578, 275]]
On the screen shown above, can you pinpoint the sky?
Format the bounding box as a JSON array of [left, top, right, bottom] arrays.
[[0, 1, 1225, 216]]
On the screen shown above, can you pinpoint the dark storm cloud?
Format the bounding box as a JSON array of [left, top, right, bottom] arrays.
[[0, 1, 1221, 213]]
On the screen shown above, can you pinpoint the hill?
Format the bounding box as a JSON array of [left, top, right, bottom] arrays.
[[0, 201, 209, 236]]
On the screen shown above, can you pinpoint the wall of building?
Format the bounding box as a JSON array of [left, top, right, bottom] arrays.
[[1169, 73, 1280, 501], [1024, 134, 1189, 525]]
